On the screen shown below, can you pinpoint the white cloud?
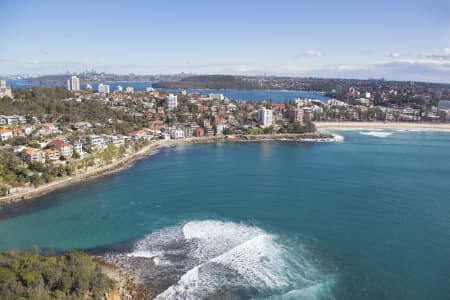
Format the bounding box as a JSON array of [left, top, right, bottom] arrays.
[[2, 55, 450, 83], [424, 48, 450, 60], [303, 50, 323, 57], [387, 52, 401, 58]]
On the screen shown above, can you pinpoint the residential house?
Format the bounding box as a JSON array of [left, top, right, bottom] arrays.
[[129, 129, 152, 141], [44, 148, 61, 161], [193, 127, 205, 137], [38, 123, 59, 136], [23, 147, 46, 164], [0, 128, 13, 141], [49, 139, 74, 158]]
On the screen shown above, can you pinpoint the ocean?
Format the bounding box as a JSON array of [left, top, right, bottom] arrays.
[[0, 130, 449, 299], [6, 79, 328, 102]]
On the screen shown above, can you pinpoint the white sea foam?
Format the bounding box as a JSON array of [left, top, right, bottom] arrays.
[[331, 134, 344, 142], [359, 131, 393, 138], [129, 220, 337, 299]]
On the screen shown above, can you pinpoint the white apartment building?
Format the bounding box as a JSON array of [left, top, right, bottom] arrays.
[[0, 80, 12, 98], [257, 107, 273, 127], [209, 93, 224, 101], [227, 103, 237, 111], [166, 94, 178, 110], [117, 85, 123, 92], [0, 129, 13, 141], [125, 86, 134, 93], [169, 128, 185, 139], [215, 123, 224, 135], [67, 76, 80, 91], [73, 140, 83, 154], [98, 83, 110, 94], [85, 135, 106, 150]]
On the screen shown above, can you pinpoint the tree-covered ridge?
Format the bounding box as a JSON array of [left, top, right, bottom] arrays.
[[0, 249, 115, 300], [153, 75, 262, 90], [0, 87, 147, 134]]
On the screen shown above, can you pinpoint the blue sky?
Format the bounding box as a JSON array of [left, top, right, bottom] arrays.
[[1, 0, 450, 82]]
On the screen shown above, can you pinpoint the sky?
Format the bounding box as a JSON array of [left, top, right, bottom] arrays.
[[1, 0, 450, 83]]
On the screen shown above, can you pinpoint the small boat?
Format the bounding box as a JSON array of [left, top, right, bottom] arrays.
[[170, 144, 176, 148]]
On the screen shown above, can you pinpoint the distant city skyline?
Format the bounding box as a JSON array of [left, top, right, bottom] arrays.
[[1, 0, 450, 83]]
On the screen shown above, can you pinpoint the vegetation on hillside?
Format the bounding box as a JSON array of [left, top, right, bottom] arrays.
[[1, 87, 147, 135], [153, 75, 262, 90], [0, 249, 115, 300]]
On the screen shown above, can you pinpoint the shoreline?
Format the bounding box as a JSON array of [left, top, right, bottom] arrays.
[[315, 121, 450, 131], [0, 133, 333, 208], [0, 142, 159, 207]]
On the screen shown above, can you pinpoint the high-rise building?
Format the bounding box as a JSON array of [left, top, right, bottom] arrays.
[[67, 76, 80, 91], [0, 80, 13, 98], [257, 107, 273, 127], [289, 107, 304, 124], [117, 85, 123, 92], [125, 86, 134, 93], [166, 94, 178, 110], [98, 83, 110, 94]]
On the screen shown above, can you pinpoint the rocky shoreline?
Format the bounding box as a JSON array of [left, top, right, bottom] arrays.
[[0, 132, 336, 208]]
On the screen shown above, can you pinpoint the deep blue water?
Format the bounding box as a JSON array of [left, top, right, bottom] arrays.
[[7, 79, 328, 102], [0, 130, 449, 299]]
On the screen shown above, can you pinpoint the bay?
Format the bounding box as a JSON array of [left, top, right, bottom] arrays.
[[0, 131, 449, 299]]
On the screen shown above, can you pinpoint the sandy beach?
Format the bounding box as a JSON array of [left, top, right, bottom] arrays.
[[315, 121, 450, 131]]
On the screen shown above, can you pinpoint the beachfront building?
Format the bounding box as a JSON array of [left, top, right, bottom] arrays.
[[215, 123, 224, 135], [438, 100, 450, 115], [98, 83, 110, 94], [125, 86, 134, 93], [193, 127, 205, 137], [183, 126, 193, 137], [169, 128, 185, 139], [289, 108, 304, 124], [67, 76, 80, 91], [117, 85, 123, 92], [0, 80, 13, 98], [166, 94, 178, 110], [257, 107, 273, 127]]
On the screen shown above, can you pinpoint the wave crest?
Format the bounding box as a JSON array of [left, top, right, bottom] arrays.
[[122, 220, 335, 299], [359, 131, 393, 138]]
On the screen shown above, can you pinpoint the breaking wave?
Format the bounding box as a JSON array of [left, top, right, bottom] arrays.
[[359, 131, 393, 138], [125, 220, 336, 299], [330, 134, 344, 142]]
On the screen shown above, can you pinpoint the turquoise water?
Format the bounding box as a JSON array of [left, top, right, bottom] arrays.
[[1, 131, 450, 299]]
